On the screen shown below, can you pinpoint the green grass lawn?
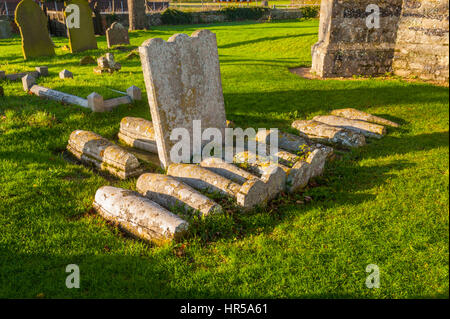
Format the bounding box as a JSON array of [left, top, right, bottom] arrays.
[[0, 19, 448, 299]]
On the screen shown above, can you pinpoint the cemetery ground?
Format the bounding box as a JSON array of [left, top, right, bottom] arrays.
[[0, 19, 448, 298]]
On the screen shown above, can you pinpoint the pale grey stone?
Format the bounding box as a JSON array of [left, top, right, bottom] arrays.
[[313, 115, 386, 139], [136, 173, 223, 216], [87, 92, 104, 112], [331, 108, 400, 128], [118, 117, 158, 154], [35, 66, 48, 77], [22, 74, 36, 91], [93, 186, 188, 242], [30, 85, 89, 108], [106, 22, 130, 48], [139, 30, 227, 169], [127, 85, 142, 101], [59, 69, 73, 79]]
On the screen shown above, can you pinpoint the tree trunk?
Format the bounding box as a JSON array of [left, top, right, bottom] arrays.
[[128, 0, 147, 30]]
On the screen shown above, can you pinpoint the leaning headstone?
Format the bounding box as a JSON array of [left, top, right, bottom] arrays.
[[139, 30, 227, 169], [65, 0, 98, 53], [106, 22, 130, 48], [67, 130, 143, 179], [313, 115, 386, 139], [0, 20, 13, 39], [292, 120, 366, 148], [331, 108, 400, 128], [15, 0, 55, 59], [93, 186, 188, 243], [59, 69, 73, 79], [136, 173, 223, 217]]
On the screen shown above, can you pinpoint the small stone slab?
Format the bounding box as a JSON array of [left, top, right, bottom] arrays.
[[167, 163, 266, 209], [256, 129, 313, 155], [22, 74, 35, 91], [313, 115, 386, 139], [292, 120, 366, 148], [93, 186, 188, 243], [106, 22, 130, 48], [67, 130, 142, 179], [136, 173, 223, 217], [139, 30, 227, 169], [15, 0, 55, 59], [30, 85, 89, 108], [59, 69, 73, 79], [65, 0, 98, 53], [1, 70, 41, 82], [118, 117, 158, 154], [35, 66, 48, 77], [331, 108, 400, 128], [127, 85, 141, 101]]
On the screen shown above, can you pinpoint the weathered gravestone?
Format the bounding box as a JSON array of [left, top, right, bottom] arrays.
[[0, 20, 13, 39], [311, 0, 403, 77], [15, 0, 55, 59], [106, 22, 130, 48], [65, 0, 98, 53], [139, 30, 227, 169]]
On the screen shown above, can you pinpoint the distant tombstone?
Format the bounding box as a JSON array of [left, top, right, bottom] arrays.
[[139, 30, 227, 169], [106, 22, 130, 48], [65, 0, 98, 53], [0, 20, 13, 39], [14, 0, 55, 60]]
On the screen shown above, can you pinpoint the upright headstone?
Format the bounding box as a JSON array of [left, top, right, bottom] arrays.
[[65, 0, 98, 53], [15, 0, 55, 60], [106, 22, 130, 48], [139, 30, 227, 169], [0, 20, 13, 39]]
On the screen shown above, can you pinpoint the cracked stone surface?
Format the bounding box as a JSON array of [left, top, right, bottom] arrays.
[[292, 120, 366, 148], [331, 108, 400, 128], [139, 30, 227, 169], [118, 117, 158, 154], [136, 173, 223, 216], [93, 186, 188, 242], [313, 115, 386, 139], [67, 130, 142, 179]]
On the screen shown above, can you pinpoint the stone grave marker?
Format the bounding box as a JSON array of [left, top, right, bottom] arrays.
[[139, 30, 227, 169], [15, 0, 55, 60], [0, 20, 13, 39], [106, 22, 130, 48], [65, 0, 98, 53]]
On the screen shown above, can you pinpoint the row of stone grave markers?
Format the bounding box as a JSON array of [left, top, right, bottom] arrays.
[[12, 0, 130, 60], [64, 30, 400, 243]]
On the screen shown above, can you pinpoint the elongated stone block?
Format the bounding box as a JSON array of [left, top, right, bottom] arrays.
[[93, 186, 188, 242], [67, 130, 142, 179], [256, 130, 312, 154], [167, 164, 266, 209], [139, 30, 227, 169], [330, 108, 399, 128], [313, 115, 386, 139], [31, 85, 89, 108], [136, 173, 223, 217], [200, 157, 285, 202], [234, 151, 310, 193], [292, 120, 366, 148], [118, 117, 158, 154], [306, 148, 328, 178]]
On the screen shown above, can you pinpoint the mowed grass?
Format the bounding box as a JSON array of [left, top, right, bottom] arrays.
[[0, 19, 448, 299]]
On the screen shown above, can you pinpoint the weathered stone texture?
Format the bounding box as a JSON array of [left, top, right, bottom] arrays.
[[67, 130, 142, 179], [312, 0, 449, 82], [106, 22, 130, 48], [137, 173, 223, 216], [15, 0, 55, 60], [331, 108, 400, 127], [93, 186, 188, 242], [65, 0, 98, 53], [313, 115, 386, 138], [292, 120, 366, 148], [139, 30, 227, 169], [118, 117, 158, 153], [0, 20, 13, 39], [393, 0, 449, 82]]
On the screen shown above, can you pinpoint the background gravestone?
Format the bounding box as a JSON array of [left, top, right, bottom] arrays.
[[139, 30, 227, 169], [65, 0, 98, 53], [0, 20, 13, 39], [106, 22, 130, 48], [15, 0, 55, 59]]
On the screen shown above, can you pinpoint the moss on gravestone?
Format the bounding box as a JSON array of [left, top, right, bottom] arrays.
[[65, 0, 98, 53]]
